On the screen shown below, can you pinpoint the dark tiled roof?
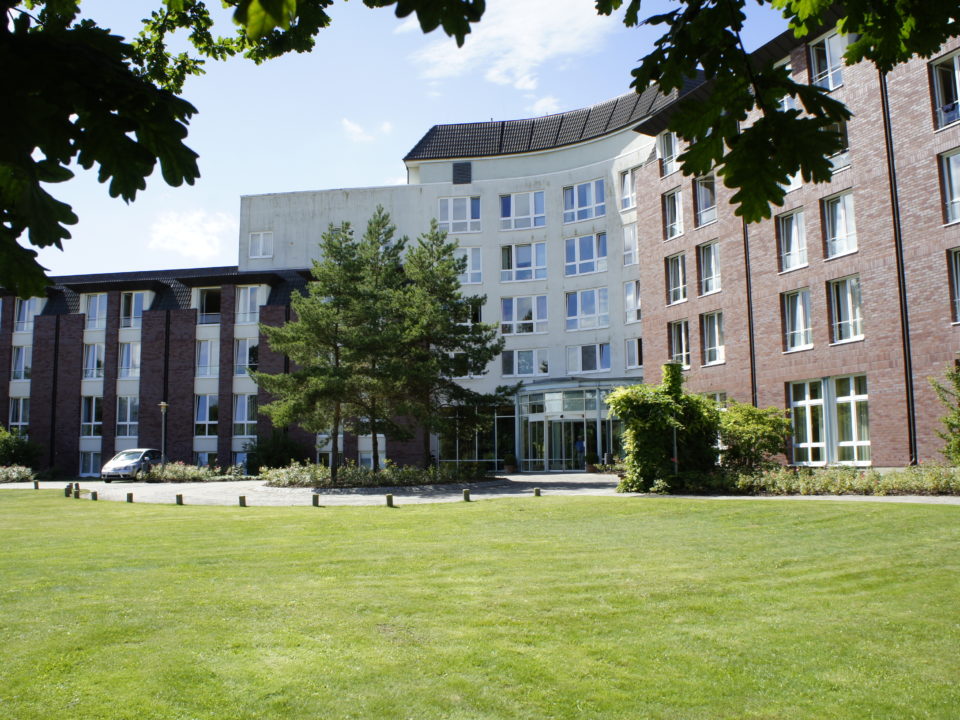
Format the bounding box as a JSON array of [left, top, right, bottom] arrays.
[[403, 81, 705, 161]]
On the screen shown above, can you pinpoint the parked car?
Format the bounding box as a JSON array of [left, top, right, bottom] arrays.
[[100, 449, 162, 481]]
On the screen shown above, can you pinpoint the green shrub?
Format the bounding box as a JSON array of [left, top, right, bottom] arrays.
[[734, 465, 960, 496], [0, 426, 42, 468], [244, 430, 312, 473], [719, 401, 791, 473], [930, 363, 960, 464], [144, 462, 248, 483], [263, 460, 488, 488], [262, 461, 331, 487], [0, 465, 34, 483]]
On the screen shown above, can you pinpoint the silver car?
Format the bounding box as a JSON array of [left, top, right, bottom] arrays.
[[100, 448, 162, 482]]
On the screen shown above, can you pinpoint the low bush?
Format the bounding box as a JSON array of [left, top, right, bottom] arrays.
[[263, 461, 489, 488], [0, 426, 42, 469], [143, 462, 248, 483], [0, 465, 34, 483]]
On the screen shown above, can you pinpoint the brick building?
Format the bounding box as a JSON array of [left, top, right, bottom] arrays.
[[3, 24, 960, 474]]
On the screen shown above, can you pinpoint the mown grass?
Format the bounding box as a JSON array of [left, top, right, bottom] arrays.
[[0, 492, 957, 719]]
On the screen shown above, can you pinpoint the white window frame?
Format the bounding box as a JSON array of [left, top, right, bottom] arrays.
[[833, 374, 871, 465], [701, 311, 724, 365], [194, 394, 219, 437], [625, 338, 642, 369], [82, 343, 105, 379], [565, 288, 609, 331], [456, 247, 482, 284], [500, 242, 546, 282], [810, 30, 851, 91], [564, 232, 607, 276], [80, 396, 102, 437], [501, 349, 549, 377], [84, 293, 107, 330], [79, 451, 101, 477], [669, 319, 690, 368], [698, 241, 721, 295], [235, 286, 259, 324], [933, 52, 960, 128], [500, 295, 548, 335], [118, 342, 141, 378], [829, 275, 863, 343], [116, 396, 139, 437], [195, 451, 218, 468], [824, 191, 857, 257], [500, 191, 545, 230], [942, 150, 960, 224], [249, 231, 274, 258], [666, 253, 687, 305], [439, 196, 481, 234], [196, 339, 218, 377], [120, 291, 145, 329], [663, 188, 683, 239], [565, 343, 611, 374], [790, 380, 826, 465], [233, 394, 258, 437], [950, 248, 960, 321], [695, 175, 717, 226], [624, 280, 641, 324], [9, 397, 29, 437], [14, 298, 39, 332], [826, 122, 850, 172], [11, 345, 31, 380], [620, 169, 636, 210], [623, 224, 638, 266], [783, 289, 813, 351], [563, 179, 605, 223], [778, 209, 807, 271], [658, 132, 678, 176], [234, 338, 259, 376], [198, 288, 221, 325]]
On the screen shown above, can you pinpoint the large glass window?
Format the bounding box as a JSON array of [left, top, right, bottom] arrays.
[[564, 233, 607, 276], [778, 209, 807, 271], [810, 30, 851, 90], [83, 343, 105, 379], [625, 338, 643, 369], [695, 175, 717, 226], [933, 53, 960, 128], [198, 288, 221, 325], [623, 224, 638, 266], [196, 339, 218, 377], [663, 188, 683, 239], [563, 179, 605, 223], [79, 451, 101, 477], [85, 293, 107, 330], [669, 319, 690, 368], [80, 396, 102, 437], [236, 286, 259, 324], [823, 191, 857, 257], [790, 380, 825, 465], [456, 247, 482, 284], [439, 196, 481, 233], [829, 275, 863, 342], [658, 132, 678, 176], [14, 298, 39, 332], [120, 291, 145, 328], [624, 280, 641, 324], [565, 343, 611, 374], [116, 396, 139, 437], [501, 349, 549, 377], [500, 295, 548, 335], [698, 241, 721, 295], [834, 375, 871, 464], [783, 289, 813, 351], [701, 311, 724, 365], [118, 342, 141, 378], [500, 242, 546, 282], [9, 397, 29, 437], [620, 169, 636, 210], [11, 346, 31, 380], [826, 122, 850, 171], [500, 191, 545, 230], [234, 394, 258, 436], [249, 231, 274, 258], [666, 253, 687, 305], [950, 248, 960, 322], [941, 150, 960, 224], [234, 338, 259, 376], [565, 288, 609, 330], [194, 395, 219, 436]]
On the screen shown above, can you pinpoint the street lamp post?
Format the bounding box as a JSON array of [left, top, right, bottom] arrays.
[[159, 401, 169, 467]]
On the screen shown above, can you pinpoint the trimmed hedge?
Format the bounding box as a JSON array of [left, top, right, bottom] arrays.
[[263, 461, 489, 488], [143, 462, 248, 483]]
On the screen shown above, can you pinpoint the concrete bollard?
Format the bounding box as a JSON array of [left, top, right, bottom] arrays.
[[64, 484, 71, 497], [534, 487, 541, 497], [463, 488, 471, 502], [126, 492, 134, 503], [91, 491, 98, 501], [73, 487, 80, 499], [176, 494, 183, 506], [239, 496, 246, 507], [312, 494, 319, 507], [385, 493, 394, 508], [33, 480, 39, 490]]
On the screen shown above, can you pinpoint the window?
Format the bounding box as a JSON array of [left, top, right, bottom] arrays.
[[669, 319, 690, 368], [233, 452, 249, 472], [195, 451, 217, 468], [439, 196, 481, 233], [810, 30, 851, 90], [249, 231, 274, 258], [452, 161, 472, 184], [663, 188, 683, 239], [823, 192, 857, 257], [11, 346, 31, 380], [829, 275, 863, 343], [790, 380, 825, 465], [658, 132, 678, 176], [500, 191, 545, 230], [565, 288, 609, 330], [625, 338, 643, 369], [236, 286, 259, 324], [116, 396, 139, 437], [826, 122, 850, 171], [84, 293, 107, 330], [198, 288, 221, 324], [941, 150, 960, 224], [778, 209, 807, 271], [235, 338, 259, 376], [783, 289, 813, 351], [698, 242, 721, 295], [195, 395, 219, 436], [500, 295, 548, 335], [82, 343, 105, 379], [120, 291, 145, 328], [196, 339, 218, 377], [456, 247, 482, 284], [624, 280, 641, 324], [623, 224, 638, 266], [80, 396, 102, 437], [118, 342, 141, 378], [79, 451, 101, 477], [566, 343, 611, 374], [778, 62, 798, 111], [9, 398, 28, 437], [501, 349, 549, 377], [563, 179, 605, 223], [13, 298, 39, 332], [933, 53, 960, 128], [500, 242, 546, 282], [234, 394, 258, 436], [620, 169, 636, 210], [564, 232, 607, 276], [695, 175, 717, 226], [666, 253, 687, 305], [701, 311, 724, 365], [834, 375, 871, 464], [950, 249, 960, 321]]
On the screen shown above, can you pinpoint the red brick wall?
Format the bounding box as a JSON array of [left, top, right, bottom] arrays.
[[217, 285, 236, 463], [100, 291, 121, 459]]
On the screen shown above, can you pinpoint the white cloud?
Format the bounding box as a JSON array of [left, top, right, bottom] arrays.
[[410, 0, 615, 91], [394, 16, 420, 34], [527, 96, 561, 115], [149, 210, 236, 260], [342, 117, 374, 143], [380, 121, 394, 135]]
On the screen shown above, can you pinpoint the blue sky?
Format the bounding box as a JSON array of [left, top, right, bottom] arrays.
[[35, 0, 787, 276]]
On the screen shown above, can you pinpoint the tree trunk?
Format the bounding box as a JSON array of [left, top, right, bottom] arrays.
[[331, 401, 341, 484]]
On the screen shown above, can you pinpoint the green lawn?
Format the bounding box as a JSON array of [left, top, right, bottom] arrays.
[[0, 492, 957, 719]]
